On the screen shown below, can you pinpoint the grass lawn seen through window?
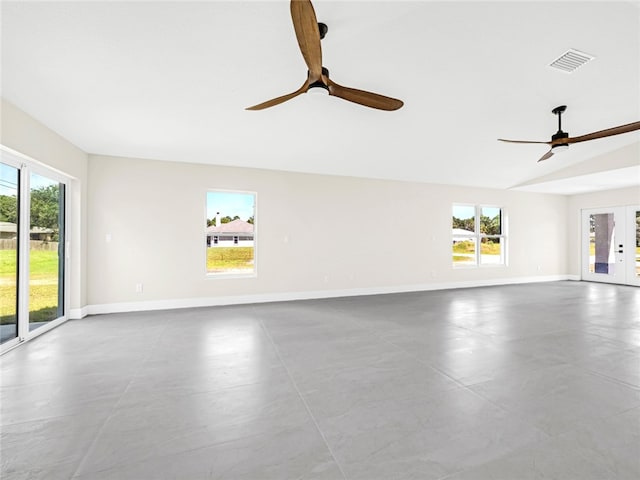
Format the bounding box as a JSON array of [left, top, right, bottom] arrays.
[[0, 249, 60, 324], [206, 247, 254, 274]]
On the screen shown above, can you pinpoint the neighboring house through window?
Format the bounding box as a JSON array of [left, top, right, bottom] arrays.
[[205, 191, 256, 275], [452, 204, 506, 266]]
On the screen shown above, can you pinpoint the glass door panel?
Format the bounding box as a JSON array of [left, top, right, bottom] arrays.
[[626, 207, 640, 287], [635, 210, 640, 278], [1, 149, 70, 353], [589, 212, 616, 275], [0, 163, 19, 344], [28, 173, 64, 331], [582, 206, 638, 286]]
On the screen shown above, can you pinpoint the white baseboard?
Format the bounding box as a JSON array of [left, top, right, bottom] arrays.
[[69, 306, 88, 319], [84, 275, 578, 316]]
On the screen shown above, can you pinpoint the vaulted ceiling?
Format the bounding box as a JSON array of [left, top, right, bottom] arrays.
[[2, 1, 639, 193]]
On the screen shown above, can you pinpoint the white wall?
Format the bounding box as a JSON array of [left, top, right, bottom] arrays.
[[1, 98, 88, 316], [567, 186, 640, 276], [0, 100, 577, 315], [87, 154, 569, 312], [517, 143, 640, 188]]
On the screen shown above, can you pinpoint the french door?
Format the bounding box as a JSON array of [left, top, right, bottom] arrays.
[[1, 149, 69, 352], [581, 206, 640, 286]]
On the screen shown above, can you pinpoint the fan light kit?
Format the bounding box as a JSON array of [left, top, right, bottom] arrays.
[[499, 105, 640, 162], [308, 87, 329, 95], [246, 0, 403, 111]]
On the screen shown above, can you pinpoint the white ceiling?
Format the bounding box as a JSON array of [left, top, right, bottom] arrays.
[[2, 1, 639, 193], [514, 165, 640, 195]]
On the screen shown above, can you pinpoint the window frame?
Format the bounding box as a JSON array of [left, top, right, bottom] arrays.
[[452, 203, 507, 268], [204, 189, 257, 279]]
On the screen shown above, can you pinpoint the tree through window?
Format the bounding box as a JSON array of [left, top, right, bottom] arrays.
[[452, 204, 506, 266]]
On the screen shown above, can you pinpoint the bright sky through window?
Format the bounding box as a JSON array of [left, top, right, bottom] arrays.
[[453, 205, 475, 220], [206, 191, 254, 221]]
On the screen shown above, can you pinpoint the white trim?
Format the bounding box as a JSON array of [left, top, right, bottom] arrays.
[[580, 206, 638, 285], [17, 160, 30, 341], [86, 275, 578, 316], [0, 145, 73, 348], [1, 145, 77, 182], [1, 317, 70, 355], [204, 189, 257, 277], [0, 336, 22, 355], [205, 273, 257, 280], [26, 316, 68, 338], [69, 306, 88, 319], [626, 206, 640, 287], [452, 204, 507, 267]]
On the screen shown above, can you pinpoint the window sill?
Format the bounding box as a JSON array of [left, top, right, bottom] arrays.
[[453, 264, 507, 269], [205, 272, 257, 280]]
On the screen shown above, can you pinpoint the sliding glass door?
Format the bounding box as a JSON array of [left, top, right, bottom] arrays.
[[29, 173, 65, 332], [1, 150, 68, 351], [0, 163, 19, 345]]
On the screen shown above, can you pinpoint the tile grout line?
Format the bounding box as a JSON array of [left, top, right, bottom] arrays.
[[570, 361, 640, 391], [69, 317, 173, 479], [256, 310, 349, 480], [334, 305, 558, 442], [328, 307, 561, 480], [331, 304, 472, 391]]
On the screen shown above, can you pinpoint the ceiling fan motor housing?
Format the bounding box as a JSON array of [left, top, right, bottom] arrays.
[[552, 130, 569, 149], [308, 67, 330, 92], [552, 130, 569, 141]]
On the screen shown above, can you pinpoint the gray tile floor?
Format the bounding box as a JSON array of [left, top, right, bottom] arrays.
[[1, 281, 639, 479]]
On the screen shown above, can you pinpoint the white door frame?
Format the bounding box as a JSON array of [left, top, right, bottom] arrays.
[[581, 206, 639, 286], [0, 148, 71, 354], [625, 206, 640, 287]]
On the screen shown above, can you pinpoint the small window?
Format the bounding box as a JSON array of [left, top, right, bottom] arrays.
[[453, 204, 506, 267], [206, 191, 256, 275]]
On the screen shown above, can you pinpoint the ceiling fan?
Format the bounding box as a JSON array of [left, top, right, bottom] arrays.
[[246, 0, 403, 111], [498, 106, 640, 162]]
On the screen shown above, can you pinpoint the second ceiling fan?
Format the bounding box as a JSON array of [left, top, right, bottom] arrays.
[[246, 0, 404, 111], [499, 106, 640, 162]]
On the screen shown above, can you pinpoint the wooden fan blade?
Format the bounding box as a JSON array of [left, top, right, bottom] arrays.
[[290, 0, 322, 82], [498, 139, 551, 145], [327, 79, 403, 111], [537, 149, 555, 162], [564, 121, 640, 144], [246, 81, 309, 110]]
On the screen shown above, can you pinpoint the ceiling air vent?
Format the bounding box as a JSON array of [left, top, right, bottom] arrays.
[[548, 48, 595, 73]]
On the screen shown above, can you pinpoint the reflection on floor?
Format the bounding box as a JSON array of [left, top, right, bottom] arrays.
[[1, 281, 639, 479]]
